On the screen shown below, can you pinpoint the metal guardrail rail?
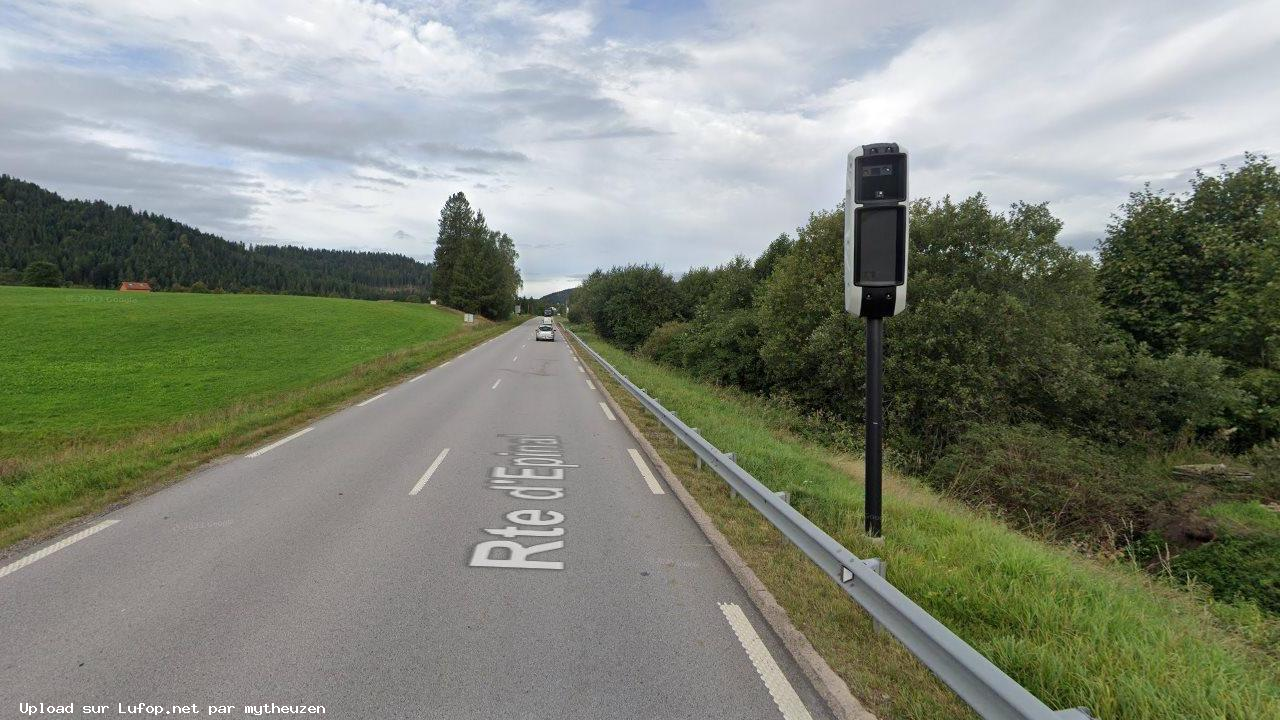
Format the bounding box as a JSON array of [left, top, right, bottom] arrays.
[[567, 328, 1095, 720]]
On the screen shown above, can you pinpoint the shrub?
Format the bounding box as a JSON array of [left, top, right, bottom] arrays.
[[925, 423, 1168, 541], [573, 264, 678, 350], [638, 321, 693, 366], [22, 260, 61, 287], [1249, 439, 1280, 501]]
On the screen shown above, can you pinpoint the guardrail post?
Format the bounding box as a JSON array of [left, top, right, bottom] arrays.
[[726, 452, 738, 499], [691, 428, 701, 469], [862, 557, 888, 633]]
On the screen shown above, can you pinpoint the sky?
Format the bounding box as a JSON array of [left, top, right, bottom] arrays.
[[1, 1, 1278, 297]]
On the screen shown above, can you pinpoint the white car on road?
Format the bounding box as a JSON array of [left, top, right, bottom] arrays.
[[535, 323, 555, 341]]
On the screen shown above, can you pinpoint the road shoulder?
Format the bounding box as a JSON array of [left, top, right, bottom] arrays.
[[566, 331, 877, 720]]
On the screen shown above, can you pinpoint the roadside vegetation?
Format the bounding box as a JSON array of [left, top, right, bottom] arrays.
[[429, 192, 522, 320], [0, 286, 518, 548], [568, 155, 1280, 620], [573, 326, 1280, 720]]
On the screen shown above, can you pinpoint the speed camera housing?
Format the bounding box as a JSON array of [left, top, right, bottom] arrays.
[[845, 143, 909, 318]]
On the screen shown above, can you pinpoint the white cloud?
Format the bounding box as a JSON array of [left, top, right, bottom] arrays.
[[1, 0, 1278, 292]]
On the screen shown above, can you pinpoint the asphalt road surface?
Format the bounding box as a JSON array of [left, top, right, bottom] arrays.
[[2, 318, 835, 720]]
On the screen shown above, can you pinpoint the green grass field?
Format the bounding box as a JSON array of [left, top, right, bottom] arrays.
[[571, 327, 1280, 720], [0, 286, 515, 547], [1, 286, 460, 457]]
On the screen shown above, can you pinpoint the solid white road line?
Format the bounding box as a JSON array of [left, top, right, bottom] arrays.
[[410, 448, 451, 496], [247, 427, 313, 458], [599, 402, 616, 421], [586, 379, 596, 390], [0, 520, 119, 580], [410, 371, 429, 383], [627, 449, 666, 495], [357, 392, 388, 407], [718, 602, 814, 720], [492, 378, 502, 390]]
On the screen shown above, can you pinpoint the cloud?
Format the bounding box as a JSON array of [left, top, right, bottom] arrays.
[[0, 0, 1276, 290], [416, 143, 530, 162]]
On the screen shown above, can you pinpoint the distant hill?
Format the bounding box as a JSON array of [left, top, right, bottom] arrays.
[[0, 175, 431, 300], [539, 287, 575, 307]]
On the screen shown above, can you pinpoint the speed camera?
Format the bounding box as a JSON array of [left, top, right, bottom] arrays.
[[844, 143, 909, 318]]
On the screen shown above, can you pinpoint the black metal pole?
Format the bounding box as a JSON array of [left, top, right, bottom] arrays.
[[865, 317, 883, 537]]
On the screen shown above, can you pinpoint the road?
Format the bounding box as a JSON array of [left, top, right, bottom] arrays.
[[1, 318, 834, 720]]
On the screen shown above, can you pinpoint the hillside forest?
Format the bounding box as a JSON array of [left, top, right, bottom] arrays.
[[1, 178, 525, 320]]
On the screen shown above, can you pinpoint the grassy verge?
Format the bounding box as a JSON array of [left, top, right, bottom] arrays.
[[1, 286, 519, 549], [571, 327, 1280, 720]]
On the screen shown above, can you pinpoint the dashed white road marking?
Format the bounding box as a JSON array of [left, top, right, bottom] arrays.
[[410, 371, 429, 383], [247, 427, 313, 458], [586, 379, 596, 390], [577, 365, 585, 373], [718, 602, 814, 720], [410, 448, 451, 496], [357, 392, 388, 407], [441, 360, 451, 367], [599, 402, 616, 421], [513, 355, 518, 362], [491, 379, 502, 390], [0, 520, 119, 580], [627, 449, 666, 495]]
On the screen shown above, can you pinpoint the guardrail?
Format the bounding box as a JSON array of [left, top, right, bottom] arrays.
[[567, 328, 1095, 720]]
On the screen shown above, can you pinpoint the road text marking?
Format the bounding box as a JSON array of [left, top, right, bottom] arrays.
[[599, 402, 616, 421], [718, 602, 814, 720], [627, 449, 666, 495], [410, 448, 451, 496], [247, 427, 313, 458], [492, 379, 502, 390], [357, 392, 388, 407], [470, 435, 569, 570], [0, 520, 119, 580]]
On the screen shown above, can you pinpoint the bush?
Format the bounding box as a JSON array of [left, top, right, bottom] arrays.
[[638, 321, 693, 365], [190, 281, 211, 293], [926, 423, 1168, 541], [573, 264, 678, 350], [1249, 439, 1280, 500], [1238, 368, 1280, 449], [1098, 348, 1247, 446], [22, 260, 61, 287]]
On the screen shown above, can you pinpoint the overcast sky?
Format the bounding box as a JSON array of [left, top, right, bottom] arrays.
[[2, 1, 1278, 296]]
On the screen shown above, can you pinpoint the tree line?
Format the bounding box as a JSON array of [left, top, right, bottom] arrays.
[[430, 192, 521, 320], [0, 175, 433, 300], [570, 155, 1280, 613]]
